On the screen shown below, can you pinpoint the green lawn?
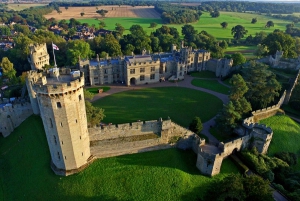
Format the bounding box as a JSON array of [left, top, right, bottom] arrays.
[[190, 71, 216, 79], [93, 87, 223, 126], [191, 79, 230, 95], [260, 115, 300, 170], [0, 115, 240, 201], [282, 105, 300, 118], [86, 86, 110, 94]]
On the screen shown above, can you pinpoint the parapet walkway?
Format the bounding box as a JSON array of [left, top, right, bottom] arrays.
[[90, 76, 229, 144]]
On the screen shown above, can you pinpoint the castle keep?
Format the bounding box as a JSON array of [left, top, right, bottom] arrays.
[[28, 43, 50, 70]]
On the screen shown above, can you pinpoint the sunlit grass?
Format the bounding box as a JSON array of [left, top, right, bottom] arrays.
[[191, 79, 230, 95]]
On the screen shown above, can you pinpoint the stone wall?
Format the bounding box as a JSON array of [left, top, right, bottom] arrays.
[[251, 90, 286, 122], [0, 102, 33, 137], [89, 119, 197, 159], [284, 69, 300, 104]]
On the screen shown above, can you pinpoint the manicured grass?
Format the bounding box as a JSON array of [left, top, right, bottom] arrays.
[[93, 87, 223, 126], [86, 86, 110, 94], [222, 78, 232, 86], [190, 71, 216, 79], [0, 115, 239, 201], [191, 79, 230, 95], [260, 115, 300, 170]]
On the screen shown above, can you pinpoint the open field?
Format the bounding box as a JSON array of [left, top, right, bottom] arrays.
[[0, 115, 239, 201], [260, 115, 300, 170], [191, 79, 230, 95], [92, 87, 223, 126], [6, 3, 47, 11], [70, 11, 295, 42], [44, 6, 160, 20]]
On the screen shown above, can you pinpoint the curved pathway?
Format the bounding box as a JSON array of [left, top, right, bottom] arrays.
[[89, 75, 229, 144]]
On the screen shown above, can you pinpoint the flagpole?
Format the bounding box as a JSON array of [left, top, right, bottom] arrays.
[[52, 42, 57, 68]]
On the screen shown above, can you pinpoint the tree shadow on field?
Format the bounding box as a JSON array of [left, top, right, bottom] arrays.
[[114, 148, 203, 176]]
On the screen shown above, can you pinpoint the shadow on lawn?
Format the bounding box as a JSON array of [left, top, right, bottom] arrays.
[[113, 148, 204, 176]]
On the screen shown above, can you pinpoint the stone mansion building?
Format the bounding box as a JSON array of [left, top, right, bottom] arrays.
[[28, 43, 233, 86]]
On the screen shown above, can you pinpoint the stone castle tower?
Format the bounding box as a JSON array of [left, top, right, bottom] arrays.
[[26, 69, 91, 176], [28, 43, 50, 70]]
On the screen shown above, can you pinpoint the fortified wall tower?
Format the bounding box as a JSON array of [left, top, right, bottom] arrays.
[[26, 69, 91, 176], [28, 43, 50, 70]]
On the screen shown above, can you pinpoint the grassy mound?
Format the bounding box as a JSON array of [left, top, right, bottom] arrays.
[[0, 115, 239, 201], [260, 115, 300, 170], [92, 87, 223, 126], [191, 79, 230, 95]]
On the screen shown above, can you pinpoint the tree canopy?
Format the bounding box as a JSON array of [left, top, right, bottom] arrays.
[[66, 40, 94, 65], [231, 25, 248, 41], [189, 117, 203, 134], [220, 22, 228, 29]]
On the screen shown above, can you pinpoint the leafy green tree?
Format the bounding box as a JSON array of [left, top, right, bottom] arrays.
[[229, 74, 249, 101], [0, 26, 10, 35], [189, 117, 203, 134], [150, 22, 157, 28], [96, 9, 108, 18], [99, 20, 106, 28], [231, 25, 248, 41], [254, 44, 269, 58], [261, 31, 297, 58], [66, 40, 94, 65], [83, 89, 94, 100], [85, 101, 105, 127], [115, 23, 125, 36], [231, 52, 246, 66], [220, 21, 228, 29], [265, 20, 274, 28], [243, 61, 281, 109], [216, 101, 241, 133], [80, 12, 85, 17], [182, 24, 197, 42], [102, 34, 122, 57], [210, 10, 220, 18], [0, 57, 16, 80], [251, 17, 257, 24]]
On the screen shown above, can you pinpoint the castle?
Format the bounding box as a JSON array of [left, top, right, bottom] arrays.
[[0, 43, 276, 177], [26, 42, 233, 86]]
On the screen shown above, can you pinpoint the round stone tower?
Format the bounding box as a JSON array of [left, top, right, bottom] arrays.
[[27, 69, 91, 176]]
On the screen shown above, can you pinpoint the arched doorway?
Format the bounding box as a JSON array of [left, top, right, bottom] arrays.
[[130, 77, 136, 85]]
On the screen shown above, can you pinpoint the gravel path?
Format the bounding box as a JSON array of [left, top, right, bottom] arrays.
[[90, 76, 229, 144]]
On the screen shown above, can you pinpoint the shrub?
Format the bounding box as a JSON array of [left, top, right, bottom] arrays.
[[275, 152, 298, 166]]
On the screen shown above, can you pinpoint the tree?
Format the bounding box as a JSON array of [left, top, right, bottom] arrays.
[[150, 22, 157, 28], [0, 57, 16, 80], [189, 117, 203, 134], [261, 31, 297, 58], [210, 10, 220, 18], [265, 21, 274, 28], [231, 52, 246, 66], [251, 18, 257, 24], [98, 20, 106, 28], [84, 89, 94, 100], [231, 25, 248, 41], [85, 101, 105, 127], [115, 23, 125, 36], [96, 9, 108, 18], [254, 44, 269, 58], [229, 74, 249, 101], [80, 12, 85, 17], [0, 26, 10, 36], [243, 61, 282, 109], [66, 40, 94, 65], [220, 22, 228, 29], [182, 24, 197, 42], [65, 6, 68, 10]]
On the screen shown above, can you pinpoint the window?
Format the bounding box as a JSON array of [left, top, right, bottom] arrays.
[[150, 74, 155, 80], [104, 69, 108, 74], [82, 152, 84, 156], [151, 67, 155, 72], [140, 75, 145, 81], [53, 136, 57, 145], [62, 141, 63, 145], [140, 68, 145, 73], [180, 67, 183, 71], [79, 95, 82, 101], [60, 122, 63, 127], [57, 102, 62, 108], [76, 119, 78, 123], [80, 136, 81, 140], [130, 69, 135, 74], [65, 156, 67, 160], [104, 75, 108, 80], [50, 118, 53, 128], [57, 152, 60, 160]]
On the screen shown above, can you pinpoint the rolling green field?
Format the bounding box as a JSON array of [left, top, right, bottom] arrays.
[[260, 115, 300, 170], [0, 115, 240, 201], [77, 12, 296, 41], [6, 3, 47, 11], [92, 87, 223, 126], [191, 79, 230, 95]]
